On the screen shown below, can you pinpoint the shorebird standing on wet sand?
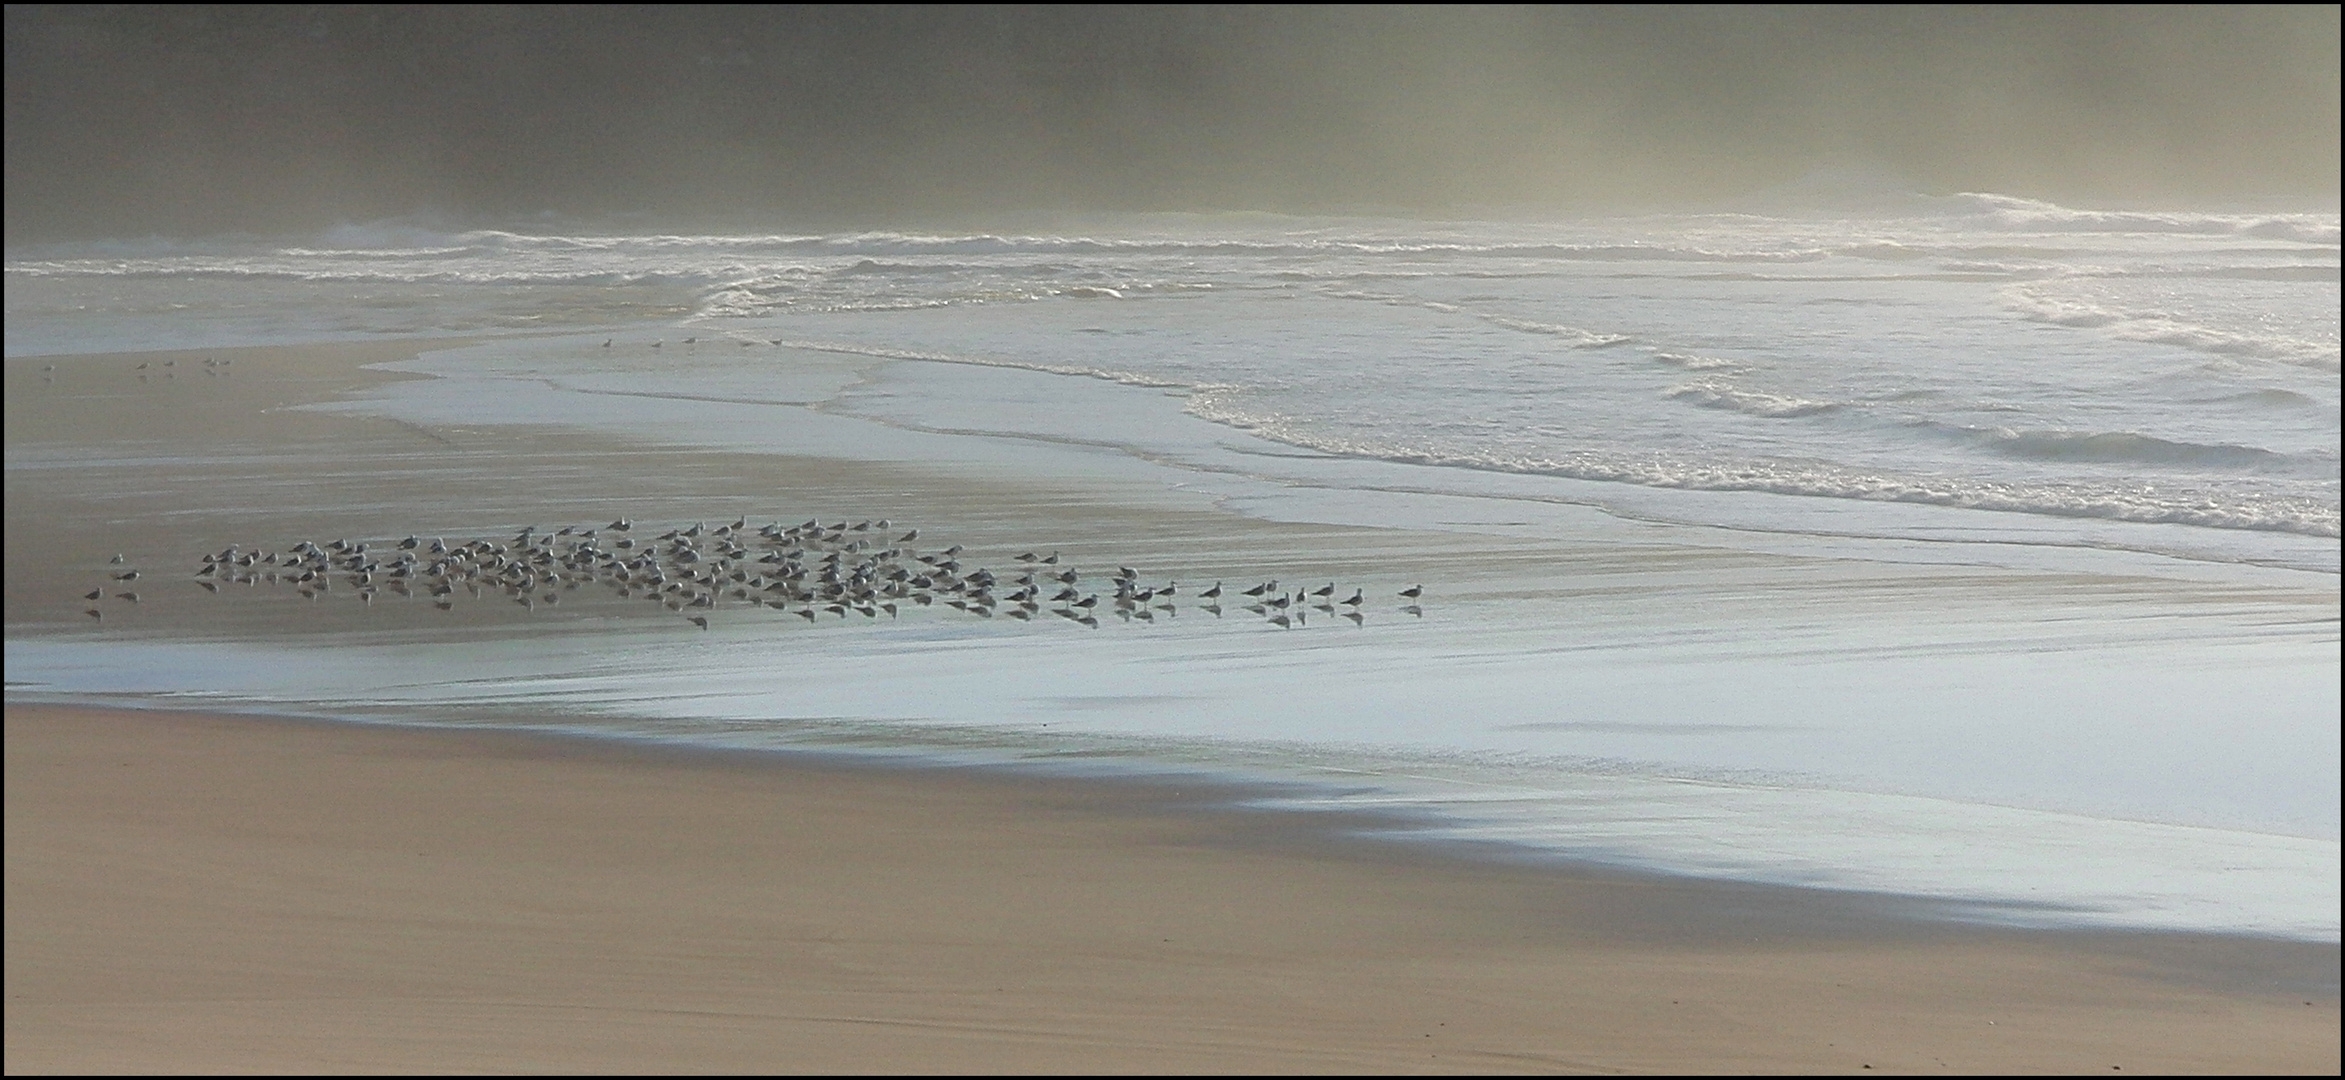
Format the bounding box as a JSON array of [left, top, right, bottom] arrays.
[[177, 514, 1431, 638]]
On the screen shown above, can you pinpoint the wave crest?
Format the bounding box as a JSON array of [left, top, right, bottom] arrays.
[[1666, 379, 1841, 418], [2003, 287, 2340, 371], [1959, 426, 2307, 471], [1182, 394, 2341, 538]]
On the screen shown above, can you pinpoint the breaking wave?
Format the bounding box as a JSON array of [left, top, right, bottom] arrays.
[[1665, 379, 1841, 418], [1184, 392, 2340, 538], [1944, 425, 2315, 472], [2003, 287, 2341, 371], [1933, 193, 2342, 245]]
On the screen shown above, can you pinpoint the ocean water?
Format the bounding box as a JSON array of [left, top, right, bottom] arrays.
[[8, 193, 2339, 939]]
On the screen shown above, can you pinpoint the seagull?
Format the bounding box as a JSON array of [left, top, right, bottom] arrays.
[[1399, 585, 1423, 599]]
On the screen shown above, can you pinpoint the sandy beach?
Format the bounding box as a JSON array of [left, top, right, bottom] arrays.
[[7, 703, 2336, 1074], [11, 10, 2339, 1068], [6, 342, 2337, 1072]]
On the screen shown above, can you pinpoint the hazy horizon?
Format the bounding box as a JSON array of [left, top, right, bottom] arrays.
[[7, 5, 2339, 240]]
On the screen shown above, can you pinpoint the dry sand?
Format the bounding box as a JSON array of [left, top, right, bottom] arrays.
[[5, 704, 2335, 1074]]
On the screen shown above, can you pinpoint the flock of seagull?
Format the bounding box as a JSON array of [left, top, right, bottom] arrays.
[[82, 517, 1426, 631]]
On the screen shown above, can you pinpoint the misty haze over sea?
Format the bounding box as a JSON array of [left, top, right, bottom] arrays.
[[6, 7, 2338, 940], [6, 6, 2337, 238]]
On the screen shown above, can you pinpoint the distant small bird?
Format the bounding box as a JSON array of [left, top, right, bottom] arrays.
[[1399, 585, 1423, 599], [688, 615, 709, 629], [83, 589, 102, 601]]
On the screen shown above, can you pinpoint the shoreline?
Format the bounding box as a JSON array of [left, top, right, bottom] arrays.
[[8, 702, 2337, 1073], [9, 687, 2342, 951], [8, 337, 2339, 1068], [8, 338, 2339, 942]]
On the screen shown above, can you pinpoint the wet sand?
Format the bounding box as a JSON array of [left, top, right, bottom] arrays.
[[7, 703, 2337, 1074], [6, 343, 2338, 1071]]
